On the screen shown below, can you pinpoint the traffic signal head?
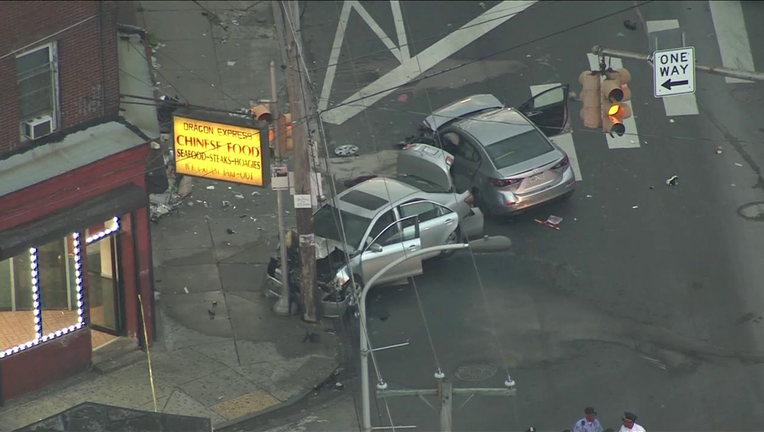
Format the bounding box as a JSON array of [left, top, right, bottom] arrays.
[[601, 68, 631, 136], [250, 104, 273, 122], [579, 70, 602, 129], [278, 113, 293, 154]]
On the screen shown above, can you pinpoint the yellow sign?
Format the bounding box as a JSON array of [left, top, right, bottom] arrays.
[[173, 116, 266, 186]]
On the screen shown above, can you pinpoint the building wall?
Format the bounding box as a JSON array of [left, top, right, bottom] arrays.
[[0, 1, 120, 156]]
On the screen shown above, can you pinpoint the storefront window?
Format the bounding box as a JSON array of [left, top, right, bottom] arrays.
[[0, 251, 37, 355], [0, 216, 121, 358], [86, 218, 121, 332], [37, 236, 80, 336]]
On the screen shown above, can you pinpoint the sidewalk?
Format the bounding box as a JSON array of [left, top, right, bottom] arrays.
[[0, 1, 340, 430]]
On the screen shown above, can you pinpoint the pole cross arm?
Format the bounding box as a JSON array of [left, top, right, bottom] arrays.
[[591, 45, 764, 82], [453, 387, 517, 397], [377, 389, 438, 398]]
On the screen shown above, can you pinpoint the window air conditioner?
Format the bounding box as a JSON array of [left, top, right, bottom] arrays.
[[22, 115, 53, 140]]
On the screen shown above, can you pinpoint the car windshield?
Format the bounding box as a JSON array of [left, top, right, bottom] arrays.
[[484, 130, 554, 169], [313, 204, 372, 250], [394, 174, 449, 193]]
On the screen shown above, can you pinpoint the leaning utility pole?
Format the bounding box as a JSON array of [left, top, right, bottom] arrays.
[[282, 0, 317, 322], [591, 45, 764, 82]]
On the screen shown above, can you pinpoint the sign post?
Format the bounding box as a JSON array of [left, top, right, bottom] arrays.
[[653, 47, 696, 98]]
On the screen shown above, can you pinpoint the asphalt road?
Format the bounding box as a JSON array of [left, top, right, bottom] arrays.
[[301, 1, 764, 431]]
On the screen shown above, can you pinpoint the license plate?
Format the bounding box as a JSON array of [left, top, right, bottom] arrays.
[[529, 173, 545, 183]]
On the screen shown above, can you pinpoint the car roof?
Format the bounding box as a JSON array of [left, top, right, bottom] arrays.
[[453, 108, 536, 146], [335, 177, 420, 219]]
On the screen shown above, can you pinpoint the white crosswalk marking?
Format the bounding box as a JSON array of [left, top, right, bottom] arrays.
[[646, 19, 699, 117], [529, 84, 582, 181], [709, 0, 755, 84], [586, 54, 640, 149]]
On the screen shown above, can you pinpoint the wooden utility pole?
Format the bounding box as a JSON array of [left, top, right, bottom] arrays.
[[282, 1, 317, 322]]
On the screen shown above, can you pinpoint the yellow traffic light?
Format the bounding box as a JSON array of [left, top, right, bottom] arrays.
[[601, 68, 631, 136], [579, 71, 602, 129], [250, 104, 273, 122]]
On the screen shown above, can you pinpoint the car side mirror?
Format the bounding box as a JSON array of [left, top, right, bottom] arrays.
[[368, 243, 383, 253]]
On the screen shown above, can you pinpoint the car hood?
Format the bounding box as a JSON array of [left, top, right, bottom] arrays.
[[423, 94, 503, 131], [397, 143, 454, 192], [315, 236, 352, 259]]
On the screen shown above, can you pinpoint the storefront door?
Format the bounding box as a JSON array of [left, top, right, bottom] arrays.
[[85, 219, 123, 341]]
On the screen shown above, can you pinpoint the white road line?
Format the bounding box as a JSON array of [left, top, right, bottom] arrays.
[[390, 0, 410, 62], [646, 19, 699, 116], [321, 0, 537, 125], [587, 54, 640, 149], [709, 0, 755, 84], [530, 84, 582, 181], [347, 1, 402, 62], [318, 1, 353, 112]]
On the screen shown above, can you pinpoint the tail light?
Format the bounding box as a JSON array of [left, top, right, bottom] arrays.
[[489, 177, 521, 188], [551, 155, 569, 170], [402, 144, 415, 150], [464, 193, 474, 206]]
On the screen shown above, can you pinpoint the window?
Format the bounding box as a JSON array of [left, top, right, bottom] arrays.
[[399, 201, 445, 223], [313, 205, 372, 250], [16, 43, 58, 128], [368, 211, 396, 245], [485, 130, 554, 169]]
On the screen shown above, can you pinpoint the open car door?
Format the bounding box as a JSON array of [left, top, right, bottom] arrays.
[[518, 84, 569, 138]]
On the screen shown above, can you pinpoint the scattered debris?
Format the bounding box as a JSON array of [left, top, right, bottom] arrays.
[[239, 214, 247, 218], [669, 119, 675, 123], [222, 200, 231, 208], [208, 309, 215, 319], [183, 287, 189, 294], [203, 201, 211, 208], [731, 184, 736, 187], [207, 185, 215, 190], [151, 141, 161, 149], [303, 330, 321, 343], [250, 217, 257, 222], [397, 93, 408, 103], [649, 186, 655, 190], [226, 228, 236, 234], [666, 175, 679, 186], [632, 205, 639, 209], [335, 381, 344, 390], [154, 292, 161, 301], [187, 201, 194, 206], [212, 301, 218, 306], [546, 215, 563, 226], [586, 194, 593, 198], [526, 54, 531, 58], [478, 1, 486, 8], [334, 144, 359, 157], [534, 217, 561, 230], [734, 162, 743, 167], [716, 146, 723, 154], [325, 328, 338, 335], [234, 194, 245, 199], [623, 20, 637, 30], [617, 32, 625, 37], [227, 60, 236, 66], [252, 191, 261, 196]]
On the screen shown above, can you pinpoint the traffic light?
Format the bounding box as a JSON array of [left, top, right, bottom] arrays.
[[250, 103, 273, 122], [601, 68, 631, 136], [277, 113, 293, 154], [579, 70, 602, 129]]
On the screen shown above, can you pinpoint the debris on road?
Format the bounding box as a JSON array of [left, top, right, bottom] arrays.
[[669, 119, 675, 123], [252, 191, 261, 196], [546, 215, 563, 226], [222, 200, 231, 208], [666, 175, 679, 186], [397, 93, 408, 103], [535, 218, 561, 231], [586, 194, 593, 198], [183, 287, 189, 294], [234, 193, 244, 199], [716, 146, 723, 154], [735, 162, 743, 167], [632, 205, 639, 209], [207, 185, 215, 190], [226, 228, 236, 234], [334, 144, 359, 157]]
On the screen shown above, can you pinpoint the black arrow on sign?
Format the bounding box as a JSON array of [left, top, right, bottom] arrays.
[[662, 78, 689, 90]]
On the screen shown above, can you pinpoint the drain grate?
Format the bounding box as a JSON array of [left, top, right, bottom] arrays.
[[454, 362, 497, 382]]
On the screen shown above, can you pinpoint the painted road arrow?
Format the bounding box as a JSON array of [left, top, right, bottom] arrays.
[[661, 78, 689, 90]]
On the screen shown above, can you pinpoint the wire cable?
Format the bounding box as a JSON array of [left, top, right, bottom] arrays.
[[126, 40, 190, 103], [319, 0, 653, 116]]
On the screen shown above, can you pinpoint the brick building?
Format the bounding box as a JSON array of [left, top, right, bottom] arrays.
[[0, 1, 161, 403]]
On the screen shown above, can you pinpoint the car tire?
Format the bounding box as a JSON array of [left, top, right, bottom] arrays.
[[437, 227, 461, 259]]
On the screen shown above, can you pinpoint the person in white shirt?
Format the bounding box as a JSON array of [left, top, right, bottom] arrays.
[[619, 412, 646, 432], [573, 407, 603, 432]]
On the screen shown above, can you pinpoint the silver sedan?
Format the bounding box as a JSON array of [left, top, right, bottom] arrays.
[[421, 87, 576, 216]]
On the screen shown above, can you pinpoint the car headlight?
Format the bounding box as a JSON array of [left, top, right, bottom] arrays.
[[332, 266, 351, 290]]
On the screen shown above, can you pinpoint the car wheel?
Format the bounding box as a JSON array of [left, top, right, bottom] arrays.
[[437, 227, 461, 259]]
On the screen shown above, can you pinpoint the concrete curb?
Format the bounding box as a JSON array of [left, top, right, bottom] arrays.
[[213, 347, 342, 430]]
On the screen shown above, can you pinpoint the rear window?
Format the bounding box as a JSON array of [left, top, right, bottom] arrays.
[[485, 130, 554, 169], [340, 190, 388, 211], [394, 174, 449, 193]]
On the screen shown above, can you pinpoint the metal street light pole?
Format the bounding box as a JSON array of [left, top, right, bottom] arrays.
[[359, 236, 513, 432]]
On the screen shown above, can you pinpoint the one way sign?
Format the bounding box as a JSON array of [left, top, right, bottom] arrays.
[[653, 47, 695, 98]]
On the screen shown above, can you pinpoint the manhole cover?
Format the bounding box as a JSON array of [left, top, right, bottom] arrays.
[[738, 202, 764, 221], [334, 144, 359, 157], [454, 362, 497, 382]]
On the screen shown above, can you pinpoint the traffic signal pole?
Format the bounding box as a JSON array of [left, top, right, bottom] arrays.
[[282, 1, 318, 322], [591, 45, 764, 82]]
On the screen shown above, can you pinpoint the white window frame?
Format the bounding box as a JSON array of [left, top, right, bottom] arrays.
[[16, 42, 60, 139]]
